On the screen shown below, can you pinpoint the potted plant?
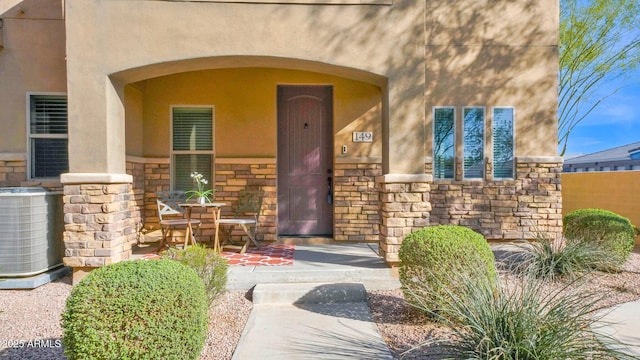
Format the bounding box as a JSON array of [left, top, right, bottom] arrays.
[[186, 172, 213, 204]]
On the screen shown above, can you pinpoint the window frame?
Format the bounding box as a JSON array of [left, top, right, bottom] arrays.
[[491, 106, 516, 180], [462, 106, 486, 180], [432, 106, 456, 180], [170, 105, 215, 191], [26, 92, 68, 180]]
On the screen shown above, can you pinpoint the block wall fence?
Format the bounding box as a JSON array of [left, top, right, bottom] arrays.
[[562, 171, 640, 245]]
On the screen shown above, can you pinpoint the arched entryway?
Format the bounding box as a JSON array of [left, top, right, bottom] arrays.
[[61, 0, 426, 282], [115, 60, 385, 244]]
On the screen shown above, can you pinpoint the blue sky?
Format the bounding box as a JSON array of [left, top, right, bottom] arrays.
[[563, 72, 640, 159], [561, 1, 640, 159]]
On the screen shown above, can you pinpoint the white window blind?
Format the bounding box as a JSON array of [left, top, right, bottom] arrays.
[[433, 107, 455, 179], [493, 107, 514, 179], [28, 94, 68, 179], [463, 107, 485, 179], [171, 107, 214, 192]]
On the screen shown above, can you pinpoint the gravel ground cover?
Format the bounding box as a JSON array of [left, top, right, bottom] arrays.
[[0, 277, 252, 360], [1, 248, 639, 360], [369, 250, 640, 359]]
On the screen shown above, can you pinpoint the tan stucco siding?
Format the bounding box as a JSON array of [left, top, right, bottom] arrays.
[[70, 1, 415, 82], [124, 85, 144, 157], [135, 68, 381, 159], [65, 0, 425, 174], [424, 0, 559, 158], [0, 1, 66, 153], [425, 0, 558, 47], [425, 46, 559, 158]]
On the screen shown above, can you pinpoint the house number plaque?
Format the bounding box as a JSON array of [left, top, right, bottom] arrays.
[[352, 132, 373, 142]]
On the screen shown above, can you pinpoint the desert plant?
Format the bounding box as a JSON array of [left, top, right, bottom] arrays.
[[62, 260, 208, 360], [163, 244, 228, 304], [517, 233, 613, 280], [564, 208, 635, 270], [398, 225, 496, 320], [404, 266, 636, 360]]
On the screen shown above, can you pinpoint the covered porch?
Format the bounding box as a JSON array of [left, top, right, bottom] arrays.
[[60, 0, 428, 282]]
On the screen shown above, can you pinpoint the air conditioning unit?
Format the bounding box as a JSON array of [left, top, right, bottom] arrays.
[[0, 187, 64, 277]]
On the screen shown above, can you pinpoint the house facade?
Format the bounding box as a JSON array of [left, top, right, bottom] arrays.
[[0, 0, 562, 281]]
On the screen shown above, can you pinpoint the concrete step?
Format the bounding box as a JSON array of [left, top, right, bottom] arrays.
[[227, 266, 401, 291], [252, 282, 368, 305], [225, 243, 402, 291]]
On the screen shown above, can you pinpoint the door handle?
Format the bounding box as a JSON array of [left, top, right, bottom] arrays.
[[327, 176, 333, 205]]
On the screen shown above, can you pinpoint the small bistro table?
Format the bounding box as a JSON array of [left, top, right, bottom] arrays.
[[179, 202, 226, 253]]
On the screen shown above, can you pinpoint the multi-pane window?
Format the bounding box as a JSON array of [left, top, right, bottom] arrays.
[[171, 107, 214, 191], [28, 94, 68, 179], [463, 107, 485, 179], [433, 107, 455, 179], [492, 107, 515, 179]]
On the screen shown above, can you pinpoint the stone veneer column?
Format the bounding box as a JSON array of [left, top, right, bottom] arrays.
[[334, 162, 382, 242], [376, 174, 432, 263], [61, 174, 139, 284]]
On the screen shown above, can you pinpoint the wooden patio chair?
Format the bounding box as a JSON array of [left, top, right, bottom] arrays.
[[219, 190, 264, 253], [156, 191, 201, 249]]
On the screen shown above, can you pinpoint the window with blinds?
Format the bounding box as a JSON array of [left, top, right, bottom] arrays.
[[493, 107, 515, 179], [463, 107, 485, 179], [433, 107, 455, 179], [28, 94, 68, 179], [171, 107, 214, 191]]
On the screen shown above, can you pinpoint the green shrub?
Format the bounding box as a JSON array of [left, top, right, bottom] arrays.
[[564, 208, 635, 270], [163, 244, 228, 304], [519, 233, 613, 280], [404, 269, 636, 360], [62, 260, 208, 360], [398, 225, 496, 319]]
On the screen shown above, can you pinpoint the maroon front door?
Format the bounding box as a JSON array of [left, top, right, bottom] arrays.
[[277, 86, 333, 236]]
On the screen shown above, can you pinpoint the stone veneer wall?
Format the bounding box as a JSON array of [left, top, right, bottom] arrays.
[[126, 160, 146, 238], [0, 157, 26, 186], [0, 154, 62, 190], [133, 158, 382, 243], [333, 162, 381, 241], [376, 159, 562, 264], [132, 159, 277, 243], [121, 157, 561, 267], [62, 183, 140, 281], [429, 159, 563, 240], [215, 161, 277, 242], [140, 162, 170, 229]]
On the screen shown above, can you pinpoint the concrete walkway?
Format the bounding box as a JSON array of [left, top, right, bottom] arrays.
[[226, 242, 640, 359], [232, 282, 392, 360], [227, 242, 397, 359], [595, 300, 640, 357]]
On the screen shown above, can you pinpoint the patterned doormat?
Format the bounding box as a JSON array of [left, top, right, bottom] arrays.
[[221, 244, 295, 266]]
